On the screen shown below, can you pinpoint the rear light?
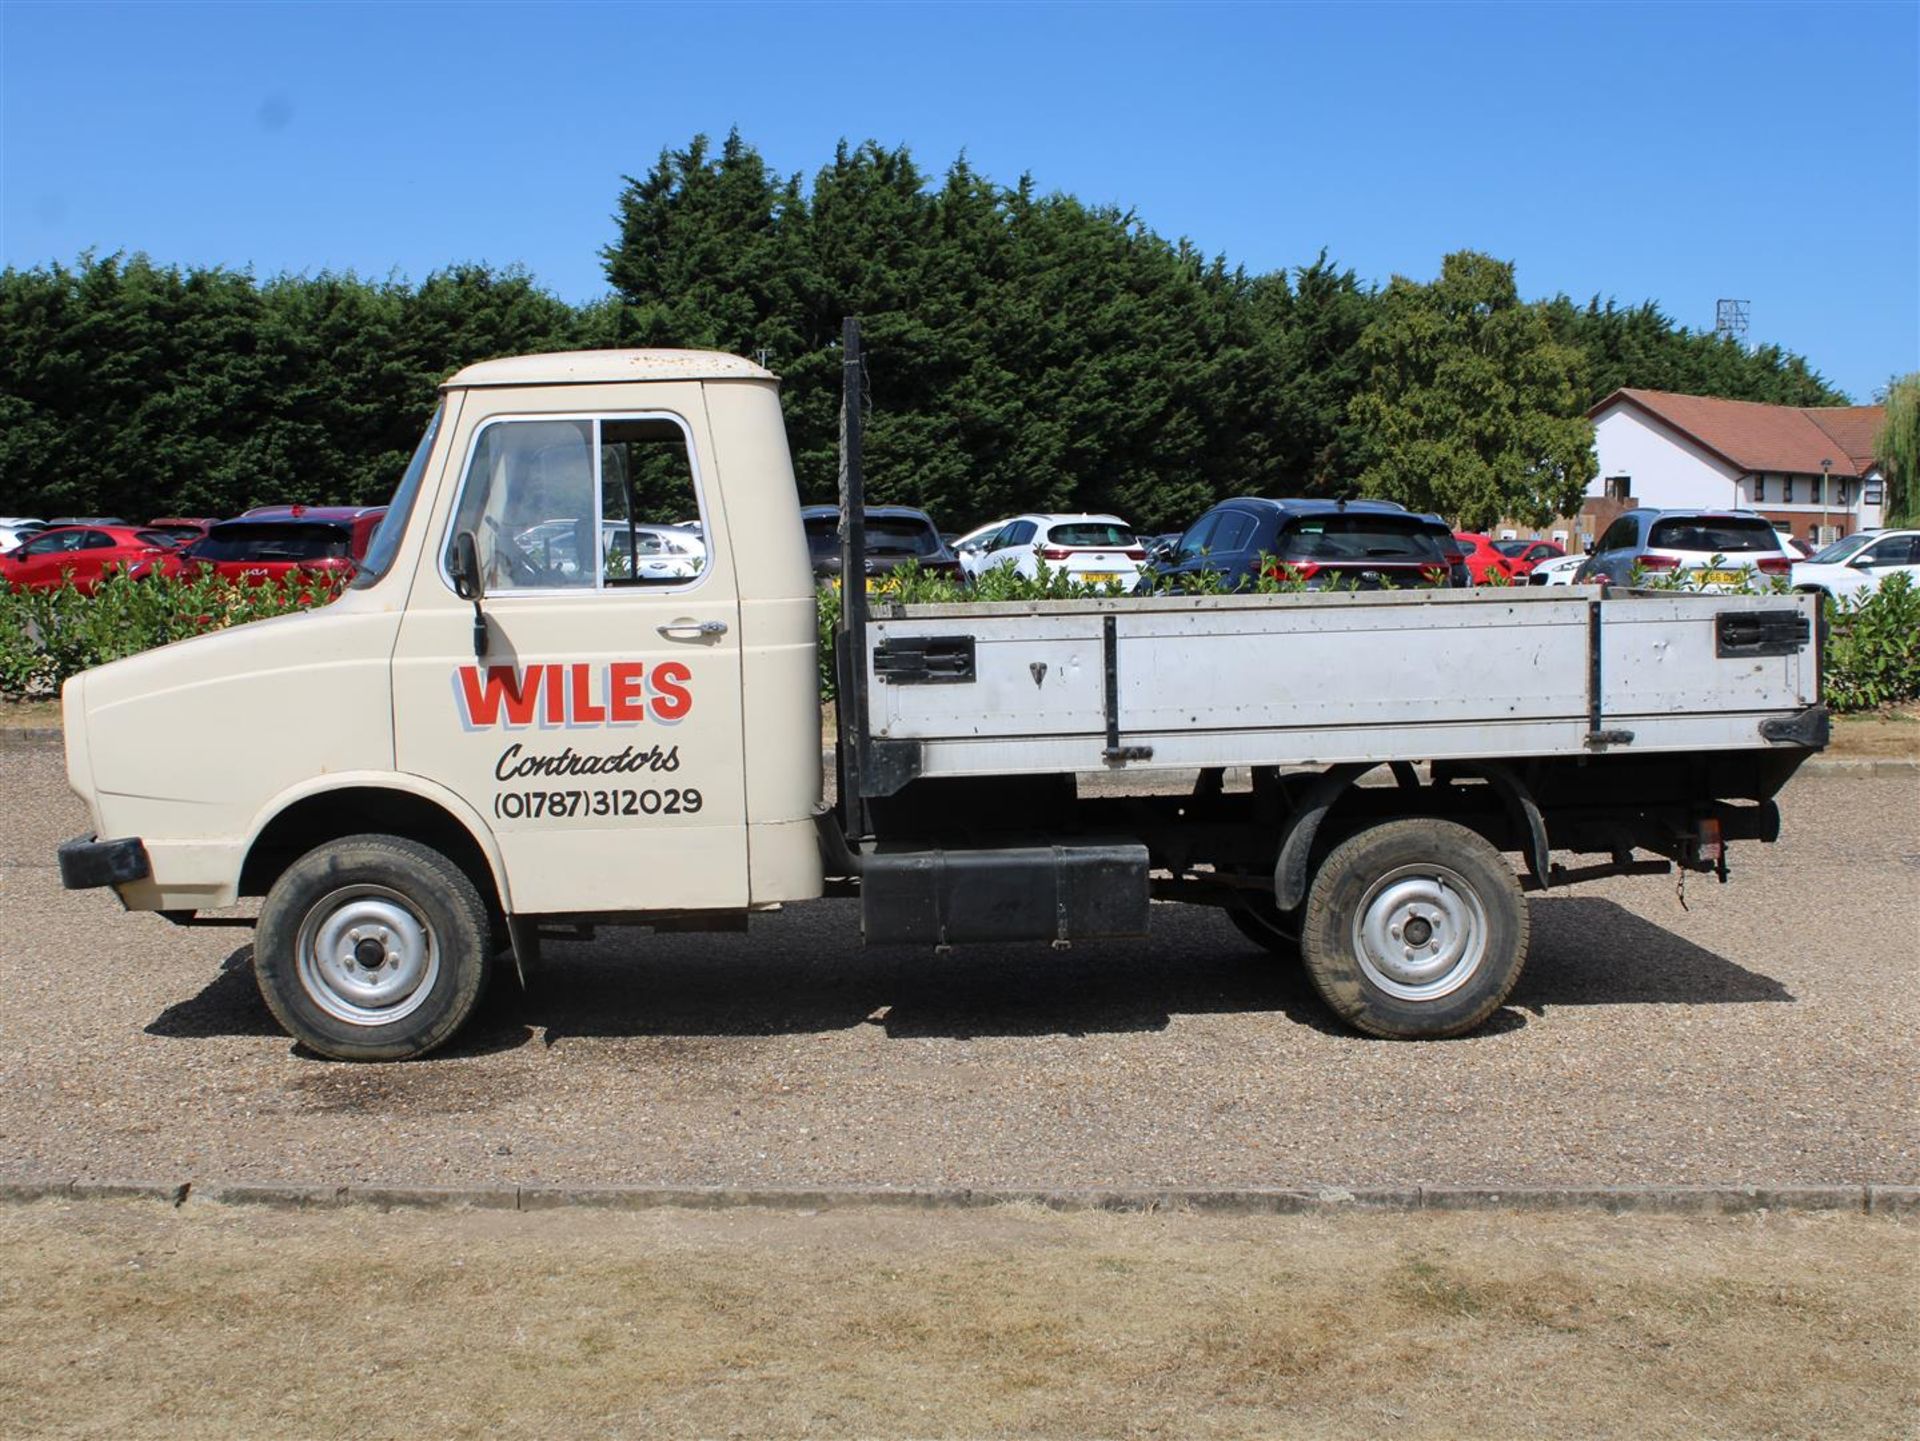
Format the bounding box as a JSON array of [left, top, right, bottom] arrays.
[[1756, 556, 1790, 575], [1637, 554, 1680, 571], [1124, 548, 1147, 561], [1038, 545, 1071, 561], [1266, 561, 1320, 580]]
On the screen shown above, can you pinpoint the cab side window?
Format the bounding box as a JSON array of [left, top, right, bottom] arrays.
[[444, 415, 706, 592], [600, 418, 707, 587]]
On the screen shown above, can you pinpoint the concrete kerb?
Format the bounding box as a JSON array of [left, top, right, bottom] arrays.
[[0, 1176, 1914, 1217]]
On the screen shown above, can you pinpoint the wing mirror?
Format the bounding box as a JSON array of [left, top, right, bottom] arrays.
[[451, 531, 489, 659]]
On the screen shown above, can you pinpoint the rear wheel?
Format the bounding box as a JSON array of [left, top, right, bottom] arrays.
[[254, 833, 493, 1061], [1300, 818, 1527, 1039]]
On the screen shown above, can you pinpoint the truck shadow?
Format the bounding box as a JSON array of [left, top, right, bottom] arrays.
[[1511, 897, 1794, 1012], [145, 896, 1790, 1056]]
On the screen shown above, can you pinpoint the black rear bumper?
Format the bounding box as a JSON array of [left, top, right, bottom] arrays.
[[58, 834, 150, 890]]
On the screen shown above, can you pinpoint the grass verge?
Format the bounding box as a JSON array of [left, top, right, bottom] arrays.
[[0, 1200, 1911, 1438]]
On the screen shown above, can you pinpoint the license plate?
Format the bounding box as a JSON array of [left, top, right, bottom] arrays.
[[1702, 569, 1742, 586], [1081, 572, 1117, 585]]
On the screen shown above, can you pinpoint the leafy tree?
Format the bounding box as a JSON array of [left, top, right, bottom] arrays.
[[1877, 373, 1919, 527], [1347, 252, 1597, 528]]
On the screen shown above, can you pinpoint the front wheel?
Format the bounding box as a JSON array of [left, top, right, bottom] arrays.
[[254, 833, 494, 1061], [1300, 818, 1527, 1039]]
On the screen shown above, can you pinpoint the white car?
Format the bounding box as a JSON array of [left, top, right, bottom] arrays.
[[1790, 529, 1920, 602], [1525, 553, 1587, 586], [961, 513, 1146, 587], [950, 518, 1012, 563], [0, 518, 45, 553], [512, 518, 706, 583]]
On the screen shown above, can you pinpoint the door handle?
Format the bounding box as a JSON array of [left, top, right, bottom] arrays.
[[656, 619, 729, 639]]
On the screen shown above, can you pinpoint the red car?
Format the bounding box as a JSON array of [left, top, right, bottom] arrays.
[[1451, 532, 1523, 585], [1492, 538, 1564, 575], [160, 505, 388, 585], [145, 516, 218, 547], [0, 524, 184, 593]]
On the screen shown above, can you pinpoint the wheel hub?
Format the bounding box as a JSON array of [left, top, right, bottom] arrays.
[[295, 885, 440, 1027], [1352, 864, 1488, 1002]]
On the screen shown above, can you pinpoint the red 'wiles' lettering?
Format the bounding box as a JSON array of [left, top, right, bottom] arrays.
[[455, 662, 695, 728]]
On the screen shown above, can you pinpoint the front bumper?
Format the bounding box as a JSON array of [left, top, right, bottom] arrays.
[[58, 834, 151, 890]]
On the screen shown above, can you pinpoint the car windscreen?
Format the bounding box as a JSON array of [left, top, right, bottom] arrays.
[[1276, 516, 1450, 564], [1493, 540, 1532, 557], [1048, 522, 1136, 548], [865, 517, 940, 556], [1808, 533, 1873, 565], [188, 523, 352, 563], [1646, 517, 1780, 554], [353, 406, 441, 588]]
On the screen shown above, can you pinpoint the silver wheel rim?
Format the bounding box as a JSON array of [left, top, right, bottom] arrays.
[[1351, 863, 1487, 1003], [294, 884, 440, 1027]]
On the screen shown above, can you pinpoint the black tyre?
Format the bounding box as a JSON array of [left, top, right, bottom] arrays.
[[254, 833, 493, 1061], [1300, 818, 1527, 1039], [1225, 895, 1301, 962]]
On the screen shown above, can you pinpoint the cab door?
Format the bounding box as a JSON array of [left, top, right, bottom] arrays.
[[390, 387, 748, 916]]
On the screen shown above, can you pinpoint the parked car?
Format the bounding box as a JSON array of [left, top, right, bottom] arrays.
[[1790, 528, 1920, 602], [1575, 509, 1794, 591], [1452, 532, 1521, 584], [0, 518, 46, 553], [1525, 553, 1588, 587], [160, 505, 388, 585], [145, 516, 218, 546], [1776, 532, 1817, 561], [0, 524, 184, 593], [949, 518, 1012, 563], [510, 518, 707, 583], [801, 504, 961, 583], [1493, 538, 1565, 574], [1141, 532, 1183, 566], [961, 513, 1147, 588], [1147, 499, 1463, 592]]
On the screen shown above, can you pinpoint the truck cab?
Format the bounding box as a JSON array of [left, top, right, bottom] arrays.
[[61, 351, 826, 1057]]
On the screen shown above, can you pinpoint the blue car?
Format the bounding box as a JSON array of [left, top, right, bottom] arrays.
[[1143, 498, 1467, 592]]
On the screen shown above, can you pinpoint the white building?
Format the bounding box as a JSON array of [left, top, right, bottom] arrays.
[[1584, 389, 1886, 547]]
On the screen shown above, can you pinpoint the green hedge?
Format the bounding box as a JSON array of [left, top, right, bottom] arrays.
[[8, 566, 1913, 718], [0, 568, 345, 700], [1822, 572, 1920, 712]]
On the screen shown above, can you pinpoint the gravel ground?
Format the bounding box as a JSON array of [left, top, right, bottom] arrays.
[[2, 745, 1915, 1190]]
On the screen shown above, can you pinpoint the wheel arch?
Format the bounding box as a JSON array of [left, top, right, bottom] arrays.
[[1271, 761, 1548, 911], [238, 774, 510, 914]]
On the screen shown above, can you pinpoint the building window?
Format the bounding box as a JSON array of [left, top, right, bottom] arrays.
[[1754, 476, 1767, 503], [1784, 477, 1794, 504], [1866, 483, 1884, 505], [1605, 475, 1630, 503], [1838, 480, 1850, 507]]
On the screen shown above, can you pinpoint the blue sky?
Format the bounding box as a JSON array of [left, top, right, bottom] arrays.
[[3, 0, 1915, 401]]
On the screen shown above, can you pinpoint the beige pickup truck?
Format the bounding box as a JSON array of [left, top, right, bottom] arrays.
[[59, 323, 1827, 1059]]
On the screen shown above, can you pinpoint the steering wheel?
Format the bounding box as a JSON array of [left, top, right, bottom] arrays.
[[482, 516, 549, 586]]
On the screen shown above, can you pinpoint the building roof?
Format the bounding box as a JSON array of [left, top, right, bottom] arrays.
[[444, 350, 776, 389], [1591, 388, 1883, 478]]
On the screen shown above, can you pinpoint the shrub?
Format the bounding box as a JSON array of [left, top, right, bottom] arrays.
[[0, 567, 346, 700], [1823, 572, 1920, 713]]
